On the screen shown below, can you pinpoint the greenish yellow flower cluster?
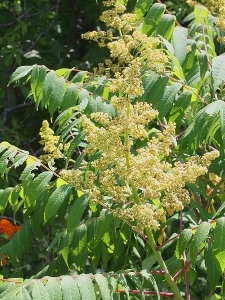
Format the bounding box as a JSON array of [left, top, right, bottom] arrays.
[[39, 120, 69, 163], [59, 0, 220, 231], [77, 107, 219, 230], [82, 0, 168, 76]]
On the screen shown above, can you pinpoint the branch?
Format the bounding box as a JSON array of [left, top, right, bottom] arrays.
[[24, 0, 61, 54]]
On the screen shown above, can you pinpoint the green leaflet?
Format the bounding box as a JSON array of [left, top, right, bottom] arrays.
[[180, 100, 225, 151], [175, 229, 193, 259], [12, 152, 29, 168], [65, 131, 85, 168], [138, 72, 159, 100], [198, 52, 209, 77], [25, 171, 53, 207], [44, 184, 72, 222], [157, 82, 182, 119], [205, 243, 220, 291], [19, 162, 40, 184], [212, 54, 225, 94], [54, 109, 78, 133], [71, 224, 88, 269], [113, 223, 131, 267], [182, 40, 197, 72], [30, 65, 47, 107], [9, 185, 21, 206], [168, 91, 192, 123], [41, 70, 56, 108], [117, 273, 129, 297], [142, 253, 156, 270], [94, 274, 111, 300], [190, 222, 212, 266], [213, 217, 225, 273], [142, 76, 169, 107], [93, 209, 113, 247], [77, 274, 96, 300], [0, 285, 21, 300], [67, 194, 89, 233], [141, 3, 165, 35], [48, 77, 66, 118], [78, 89, 90, 111], [31, 189, 48, 237], [31, 281, 50, 300], [212, 201, 225, 219], [172, 27, 188, 66], [8, 65, 33, 85], [45, 277, 62, 300], [61, 83, 79, 111], [133, 0, 153, 18], [0, 149, 18, 176], [57, 118, 81, 144], [189, 199, 211, 222], [71, 71, 87, 83], [84, 94, 115, 117], [16, 287, 32, 300], [0, 187, 13, 212], [61, 276, 80, 300], [127, 271, 143, 297], [140, 270, 159, 300], [156, 14, 175, 40]]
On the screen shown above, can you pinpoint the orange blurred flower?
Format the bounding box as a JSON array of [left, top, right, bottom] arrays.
[[0, 219, 21, 265], [0, 219, 21, 238]]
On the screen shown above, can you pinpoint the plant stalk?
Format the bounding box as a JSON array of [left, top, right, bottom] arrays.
[[146, 228, 185, 300]]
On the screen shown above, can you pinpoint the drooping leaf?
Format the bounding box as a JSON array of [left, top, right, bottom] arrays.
[[156, 14, 175, 40], [61, 83, 79, 111], [175, 229, 193, 259], [172, 27, 188, 66], [67, 194, 89, 233], [93, 210, 113, 247], [65, 132, 85, 167], [30, 65, 47, 107], [141, 3, 165, 35], [140, 270, 159, 300], [212, 54, 225, 93], [133, 0, 153, 18], [94, 274, 111, 300], [48, 77, 66, 117], [44, 184, 72, 222], [8, 66, 33, 85], [190, 222, 212, 266], [71, 224, 88, 269], [205, 242, 220, 291], [41, 70, 56, 108], [157, 82, 182, 119], [180, 100, 225, 150], [168, 91, 192, 123], [143, 76, 169, 107], [0, 187, 13, 212], [19, 162, 40, 184], [213, 217, 225, 273], [117, 273, 129, 297], [25, 171, 53, 207]]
